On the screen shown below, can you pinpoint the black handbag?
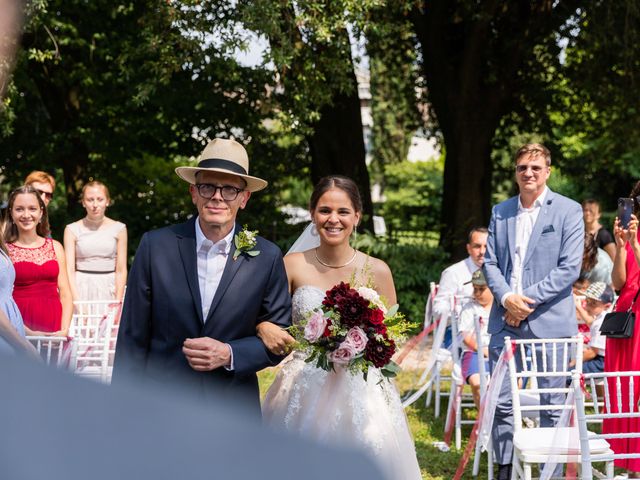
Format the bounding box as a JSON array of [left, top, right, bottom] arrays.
[[599, 288, 640, 339]]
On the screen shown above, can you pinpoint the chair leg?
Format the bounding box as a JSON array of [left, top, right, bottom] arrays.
[[606, 460, 614, 479], [523, 463, 532, 480], [455, 391, 462, 450], [435, 369, 441, 417], [511, 454, 521, 480]]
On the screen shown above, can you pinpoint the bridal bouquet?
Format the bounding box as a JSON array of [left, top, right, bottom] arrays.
[[292, 282, 410, 379]]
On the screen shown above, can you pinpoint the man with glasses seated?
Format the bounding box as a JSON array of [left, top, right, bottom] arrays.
[[113, 138, 291, 414], [24, 170, 55, 207]]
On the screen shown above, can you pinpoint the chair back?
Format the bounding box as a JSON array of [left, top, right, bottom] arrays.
[[505, 335, 583, 431], [574, 370, 640, 480], [27, 336, 76, 369], [70, 303, 120, 383]]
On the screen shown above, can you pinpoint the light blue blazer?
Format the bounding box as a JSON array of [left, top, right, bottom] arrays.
[[483, 189, 584, 338]]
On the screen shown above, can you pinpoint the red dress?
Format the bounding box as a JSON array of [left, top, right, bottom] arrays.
[[603, 234, 640, 472], [7, 238, 62, 332]]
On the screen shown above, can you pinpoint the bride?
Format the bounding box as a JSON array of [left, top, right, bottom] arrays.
[[257, 176, 422, 480]]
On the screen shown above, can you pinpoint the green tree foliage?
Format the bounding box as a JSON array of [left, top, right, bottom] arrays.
[[0, 0, 290, 249], [366, 3, 422, 172], [379, 157, 443, 233]]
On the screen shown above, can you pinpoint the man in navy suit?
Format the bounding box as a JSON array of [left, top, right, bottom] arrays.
[[483, 143, 584, 479], [113, 138, 291, 413]]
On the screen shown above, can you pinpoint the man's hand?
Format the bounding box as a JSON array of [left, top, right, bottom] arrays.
[[182, 337, 231, 372], [504, 293, 535, 325]]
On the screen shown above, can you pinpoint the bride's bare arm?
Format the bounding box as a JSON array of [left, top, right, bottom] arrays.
[[371, 258, 397, 305], [256, 253, 299, 355], [256, 322, 295, 355]]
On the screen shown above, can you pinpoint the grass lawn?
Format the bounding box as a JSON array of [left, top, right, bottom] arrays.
[[258, 366, 488, 480]]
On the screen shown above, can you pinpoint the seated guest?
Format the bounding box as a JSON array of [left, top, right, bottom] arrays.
[[573, 277, 592, 342], [581, 231, 613, 285], [583, 199, 615, 261], [458, 269, 492, 408], [575, 281, 613, 374], [64, 181, 127, 302], [432, 227, 487, 345], [3, 186, 73, 336], [24, 170, 55, 208]]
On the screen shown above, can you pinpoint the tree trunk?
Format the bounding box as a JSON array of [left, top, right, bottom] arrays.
[[439, 120, 494, 259], [307, 73, 374, 233], [412, 0, 582, 259]]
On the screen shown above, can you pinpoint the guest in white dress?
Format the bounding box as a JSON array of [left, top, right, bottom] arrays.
[[257, 176, 422, 480], [64, 181, 127, 302]]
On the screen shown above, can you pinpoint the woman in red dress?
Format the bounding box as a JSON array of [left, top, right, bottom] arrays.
[[604, 180, 640, 477], [3, 185, 73, 336]]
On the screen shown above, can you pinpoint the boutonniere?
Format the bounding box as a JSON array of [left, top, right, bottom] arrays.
[[233, 225, 260, 260]]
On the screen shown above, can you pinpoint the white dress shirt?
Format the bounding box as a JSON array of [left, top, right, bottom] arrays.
[[501, 187, 548, 306], [195, 218, 235, 370], [195, 219, 234, 320], [433, 256, 479, 320]]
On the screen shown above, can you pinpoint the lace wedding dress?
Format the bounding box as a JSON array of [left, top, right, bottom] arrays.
[[263, 285, 422, 480]]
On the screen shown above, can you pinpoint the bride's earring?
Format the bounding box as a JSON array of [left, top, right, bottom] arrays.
[[311, 223, 318, 237], [352, 226, 357, 244]]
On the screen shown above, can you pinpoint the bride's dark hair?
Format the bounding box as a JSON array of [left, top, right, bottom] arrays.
[[309, 176, 363, 213]]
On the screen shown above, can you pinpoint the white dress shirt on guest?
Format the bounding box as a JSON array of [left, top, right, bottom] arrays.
[[195, 217, 235, 369], [433, 256, 479, 321], [501, 186, 549, 306]]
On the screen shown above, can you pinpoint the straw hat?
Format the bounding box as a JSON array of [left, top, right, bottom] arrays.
[[175, 138, 268, 192]]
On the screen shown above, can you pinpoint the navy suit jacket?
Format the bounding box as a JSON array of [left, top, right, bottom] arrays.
[[483, 189, 584, 338], [113, 218, 291, 411]]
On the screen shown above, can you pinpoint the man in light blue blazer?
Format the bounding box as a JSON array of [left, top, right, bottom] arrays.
[[483, 143, 584, 479]]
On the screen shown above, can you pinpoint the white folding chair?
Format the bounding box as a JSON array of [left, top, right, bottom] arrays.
[[70, 303, 120, 384], [27, 335, 76, 369], [471, 313, 492, 478], [506, 335, 585, 480], [575, 370, 640, 480], [444, 295, 476, 449]]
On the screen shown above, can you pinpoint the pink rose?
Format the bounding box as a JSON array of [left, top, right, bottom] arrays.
[[328, 342, 357, 365], [344, 326, 368, 354], [304, 311, 328, 342]]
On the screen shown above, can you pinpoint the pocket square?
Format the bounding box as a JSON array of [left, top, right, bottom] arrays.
[[541, 225, 555, 234]]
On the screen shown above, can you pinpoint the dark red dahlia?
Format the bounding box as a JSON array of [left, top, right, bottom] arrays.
[[336, 289, 370, 328], [323, 282, 351, 309], [364, 338, 396, 368]]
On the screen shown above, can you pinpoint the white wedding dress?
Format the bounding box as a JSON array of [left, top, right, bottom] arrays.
[[263, 285, 422, 480]]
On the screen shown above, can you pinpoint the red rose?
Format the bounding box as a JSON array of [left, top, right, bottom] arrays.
[[367, 307, 385, 326], [322, 319, 333, 338]]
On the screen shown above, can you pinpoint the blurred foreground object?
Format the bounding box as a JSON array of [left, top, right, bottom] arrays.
[[0, 354, 386, 480], [0, 0, 22, 98]]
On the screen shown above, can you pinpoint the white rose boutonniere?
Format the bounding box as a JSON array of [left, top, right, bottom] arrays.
[[233, 225, 260, 260]]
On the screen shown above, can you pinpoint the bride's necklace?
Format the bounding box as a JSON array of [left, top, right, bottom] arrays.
[[314, 247, 357, 269]]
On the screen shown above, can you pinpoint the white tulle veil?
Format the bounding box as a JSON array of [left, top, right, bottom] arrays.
[[286, 222, 321, 255]]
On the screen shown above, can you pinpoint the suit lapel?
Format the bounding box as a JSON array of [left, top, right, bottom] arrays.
[[177, 218, 204, 324], [205, 225, 244, 323], [523, 190, 554, 267], [506, 197, 518, 264]]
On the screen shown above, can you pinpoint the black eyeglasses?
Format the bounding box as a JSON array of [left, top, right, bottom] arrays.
[[35, 189, 54, 201], [515, 164, 546, 174], [195, 183, 244, 201]]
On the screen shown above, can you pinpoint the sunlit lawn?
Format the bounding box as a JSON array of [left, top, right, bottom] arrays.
[[258, 366, 488, 480]]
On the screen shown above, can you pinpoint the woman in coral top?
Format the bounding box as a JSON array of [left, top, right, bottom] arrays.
[[3, 185, 73, 336]]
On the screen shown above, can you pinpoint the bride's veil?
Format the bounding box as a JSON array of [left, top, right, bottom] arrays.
[[286, 223, 320, 255]]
